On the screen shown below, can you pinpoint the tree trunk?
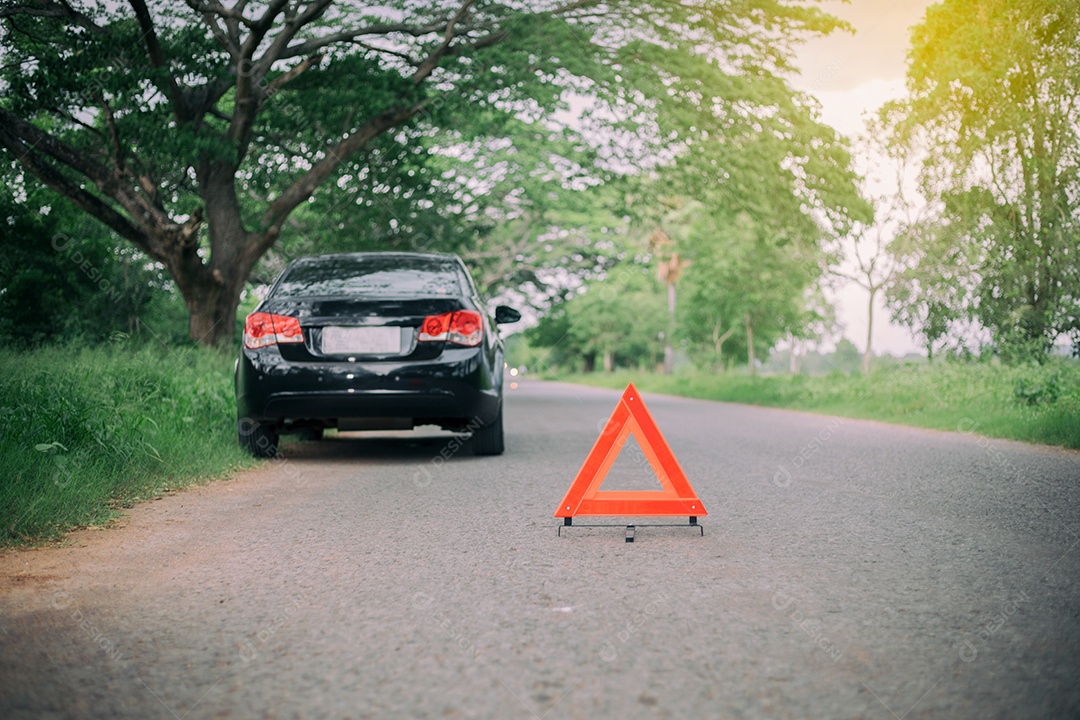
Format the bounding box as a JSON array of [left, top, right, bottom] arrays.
[[712, 320, 733, 372], [745, 310, 756, 375], [182, 268, 246, 348], [862, 286, 876, 374], [583, 352, 596, 373], [663, 281, 676, 375], [789, 334, 802, 375], [174, 164, 265, 347], [603, 350, 614, 373]]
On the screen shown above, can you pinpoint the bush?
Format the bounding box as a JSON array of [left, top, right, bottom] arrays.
[[0, 194, 171, 348], [1014, 370, 1060, 406]]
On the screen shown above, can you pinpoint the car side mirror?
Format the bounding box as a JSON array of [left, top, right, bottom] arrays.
[[494, 305, 522, 324]]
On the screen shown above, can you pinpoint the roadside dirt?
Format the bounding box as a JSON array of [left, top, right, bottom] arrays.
[[0, 465, 272, 610]]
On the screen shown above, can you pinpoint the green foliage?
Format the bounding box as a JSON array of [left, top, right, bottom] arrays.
[[562, 359, 1080, 450], [1, 0, 861, 347], [884, 218, 967, 362], [676, 207, 823, 368], [0, 342, 255, 545], [828, 339, 863, 374], [1014, 370, 1060, 406], [604, 18, 870, 370], [0, 184, 165, 347], [884, 0, 1080, 361], [527, 260, 667, 372]]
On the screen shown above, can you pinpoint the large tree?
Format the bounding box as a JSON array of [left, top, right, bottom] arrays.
[[885, 215, 972, 361], [884, 0, 1080, 360], [654, 116, 868, 372], [0, 0, 843, 347], [618, 20, 870, 372]]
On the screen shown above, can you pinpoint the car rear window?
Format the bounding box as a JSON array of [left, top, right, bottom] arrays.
[[273, 255, 466, 298]]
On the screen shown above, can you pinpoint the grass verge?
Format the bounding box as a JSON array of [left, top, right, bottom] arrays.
[[556, 360, 1080, 450], [1, 342, 256, 546]]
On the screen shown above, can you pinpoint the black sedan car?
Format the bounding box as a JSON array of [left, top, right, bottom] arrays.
[[235, 252, 520, 458]]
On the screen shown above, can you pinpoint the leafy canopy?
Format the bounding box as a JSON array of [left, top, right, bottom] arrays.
[[884, 0, 1080, 360]]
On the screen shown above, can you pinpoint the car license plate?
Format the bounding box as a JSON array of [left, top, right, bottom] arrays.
[[322, 326, 401, 355]]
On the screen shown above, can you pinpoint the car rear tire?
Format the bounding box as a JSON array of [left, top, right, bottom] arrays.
[[238, 417, 279, 458], [472, 406, 504, 456]]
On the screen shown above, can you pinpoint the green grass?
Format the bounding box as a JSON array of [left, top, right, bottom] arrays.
[[0, 342, 256, 545], [556, 360, 1080, 450]]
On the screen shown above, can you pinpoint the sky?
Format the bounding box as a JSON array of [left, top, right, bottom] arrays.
[[790, 0, 938, 357]]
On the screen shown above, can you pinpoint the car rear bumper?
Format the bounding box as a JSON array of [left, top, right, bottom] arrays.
[[236, 346, 501, 429]]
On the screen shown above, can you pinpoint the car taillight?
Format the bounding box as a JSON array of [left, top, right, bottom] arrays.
[[418, 310, 483, 347], [244, 312, 305, 349]]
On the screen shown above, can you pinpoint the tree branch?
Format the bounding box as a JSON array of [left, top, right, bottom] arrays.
[[191, 6, 237, 61], [184, 0, 258, 30], [273, 0, 555, 63], [0, 122, 159, 257], [349, 39, 417, 65], [0, 108, 176, 252], [275, 19, 455, 60], [0, 0, 103, 34], [411, 0, 476, 85], [49, 105, 104, 138], [263, 53, 324, 96], [255, 0, 333, 71], [258, 101, 426, 245], [100, 98, 125, 172], [240, 0, 290, 59], [221, 0, 300, 151], [128, 0, 184, 118]]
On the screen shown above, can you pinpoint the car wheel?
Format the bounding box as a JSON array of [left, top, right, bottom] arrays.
[[472, 406, 504, 456], [238, 417, 279, 458]]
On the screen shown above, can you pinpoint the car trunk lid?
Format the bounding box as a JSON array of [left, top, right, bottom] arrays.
[[264, 296, 464, 362]]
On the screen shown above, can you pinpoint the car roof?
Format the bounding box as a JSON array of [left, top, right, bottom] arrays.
[[288, 252, 461, 265]]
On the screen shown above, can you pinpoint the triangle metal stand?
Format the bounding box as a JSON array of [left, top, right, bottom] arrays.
[[557, 516, 703, 542]]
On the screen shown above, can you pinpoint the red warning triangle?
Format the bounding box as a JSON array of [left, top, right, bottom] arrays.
[[554, 383, 706, 518]]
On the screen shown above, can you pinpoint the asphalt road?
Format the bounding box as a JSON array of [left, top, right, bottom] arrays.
[[2, 380, 1079, 719]]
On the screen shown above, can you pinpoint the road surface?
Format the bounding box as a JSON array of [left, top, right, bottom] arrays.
[[2, 380, 1078, 718]]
